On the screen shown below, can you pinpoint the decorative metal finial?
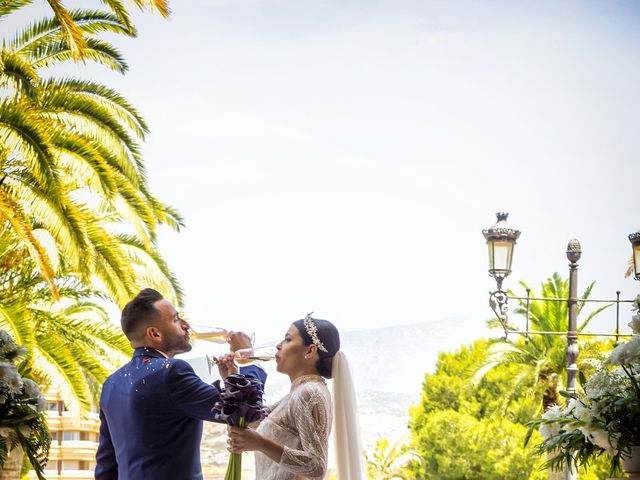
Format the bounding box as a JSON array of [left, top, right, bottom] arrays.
[[566, 239, 582, 264]]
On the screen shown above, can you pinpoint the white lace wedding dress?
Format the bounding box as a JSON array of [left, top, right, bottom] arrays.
[[254, 374, 332, 480]]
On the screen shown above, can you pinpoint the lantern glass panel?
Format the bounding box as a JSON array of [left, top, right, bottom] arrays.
[[490, 240, 514, 275], [633, 243, 640, 279]]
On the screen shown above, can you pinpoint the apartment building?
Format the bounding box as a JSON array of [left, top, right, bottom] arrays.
[[35, 391, 100, 480]]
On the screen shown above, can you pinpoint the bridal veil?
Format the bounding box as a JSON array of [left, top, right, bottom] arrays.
[[331, 351, 365, 480]]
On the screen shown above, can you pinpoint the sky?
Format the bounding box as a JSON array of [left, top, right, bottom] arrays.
[[4, 0, 640, 352]]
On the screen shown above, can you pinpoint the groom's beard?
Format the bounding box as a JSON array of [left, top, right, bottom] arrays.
[[162, 334, 192, 356]]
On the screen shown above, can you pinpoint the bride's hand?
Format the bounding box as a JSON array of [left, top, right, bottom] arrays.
[[214, 353, 238, 379], [227, 426, 263, 453]]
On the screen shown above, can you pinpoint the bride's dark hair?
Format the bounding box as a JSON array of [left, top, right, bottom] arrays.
[[293, 317, 340, 379]]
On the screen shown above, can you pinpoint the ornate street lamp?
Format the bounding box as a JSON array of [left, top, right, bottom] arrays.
[[629, 230, 640, 281], [483, 212, 520, 291]]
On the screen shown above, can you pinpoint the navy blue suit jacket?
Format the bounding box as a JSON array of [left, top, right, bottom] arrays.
[[95, 347, 266, 480]]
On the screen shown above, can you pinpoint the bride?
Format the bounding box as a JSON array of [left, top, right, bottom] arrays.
[[225, 314, 364, 479]]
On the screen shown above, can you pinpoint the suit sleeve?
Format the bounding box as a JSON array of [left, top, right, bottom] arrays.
[[95, 408, 118, 479], [166, 361, 268, 420], [167, 359, 221, 420], [239, 365, 267, 388]]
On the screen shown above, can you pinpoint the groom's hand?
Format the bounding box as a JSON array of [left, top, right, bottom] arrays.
[[213, 353, 238, 379], [227, 331, 252, 352]]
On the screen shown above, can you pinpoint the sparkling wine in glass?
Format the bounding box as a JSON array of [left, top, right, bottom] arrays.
[[191, 327, 229, 344], [233, 346, 277, 367], [205, 346, 275, 373]]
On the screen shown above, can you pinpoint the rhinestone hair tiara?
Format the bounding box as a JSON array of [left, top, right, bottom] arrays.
[[303, 313, 328, 353]]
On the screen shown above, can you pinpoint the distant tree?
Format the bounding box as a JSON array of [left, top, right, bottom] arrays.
[[408, 334, 613, 479], [408, 339, 545, 479], [365, 437, 421, 480], [476, 273, 610, 411], [411, 339, 539, 427], [409, 409, 546, 480]]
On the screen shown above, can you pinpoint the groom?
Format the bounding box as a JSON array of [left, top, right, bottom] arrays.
[[95, 288, 266, 479]]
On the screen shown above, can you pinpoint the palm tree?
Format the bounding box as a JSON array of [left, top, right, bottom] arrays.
[[1, 9, 184, 306], [365, 437, 422, 480], [476, 273, 611, 412], [0, 2, 185, 417], [0, 228, 132, 413], [0, 237, 179, 417]]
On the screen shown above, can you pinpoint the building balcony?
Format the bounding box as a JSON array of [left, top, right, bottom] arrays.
[[48, 441, 99, 462], [46, 412, 100, 432], [37, 471, 94, 480]]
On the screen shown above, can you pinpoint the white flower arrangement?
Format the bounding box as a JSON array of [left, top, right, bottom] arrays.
[[0, 330, 50, 479], [526, 294, 640, 475]]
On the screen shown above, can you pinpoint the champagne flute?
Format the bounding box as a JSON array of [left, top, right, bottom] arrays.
[[233, 346, 277, 367], [189, 324, 229, 374], [205, 346, 276, 374], [190, 324, 256, 346], [189, 325, 229, 344]]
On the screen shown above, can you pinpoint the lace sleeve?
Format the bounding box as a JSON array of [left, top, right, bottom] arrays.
[[265, 397, 283, 415], [250, 398, 282, 428], [279, 384, 331, 478]]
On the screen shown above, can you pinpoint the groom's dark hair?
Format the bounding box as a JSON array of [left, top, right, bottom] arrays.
[[121, 288, 164, 340], [294, 317, 340, 379]]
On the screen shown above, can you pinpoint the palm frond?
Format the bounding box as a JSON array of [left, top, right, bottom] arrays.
[[98, 0, 135, 33], [49, 130, 118, 198], [131, 0, 171, 17], [148, 196, 185, 231], [15, 182, 90, 271], [626, 256, 634, 278], [0, 100, 59, 189], [32, 331, 91, 414], [46, 78, 149, 136], [30, 37, 128, 73], [41, 83, 140, 151], [578, 302, 613, 332], [0, 0, 33, 21], [0, 49, 39, 97], [11, 9, 130, 53], [45, 0, 87, 58], [117, 232, 184, 306], [0, 189, 58, 297]]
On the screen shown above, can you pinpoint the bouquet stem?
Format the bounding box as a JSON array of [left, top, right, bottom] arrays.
[[224, 417, 247, 480]]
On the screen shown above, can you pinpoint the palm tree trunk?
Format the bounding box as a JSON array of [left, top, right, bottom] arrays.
[[547, 466, 564, 480]]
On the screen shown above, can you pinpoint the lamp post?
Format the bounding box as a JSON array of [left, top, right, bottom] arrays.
[[483, 213, 635, 480], [483, 213, 520, 331], [566, 239, 580, 397]]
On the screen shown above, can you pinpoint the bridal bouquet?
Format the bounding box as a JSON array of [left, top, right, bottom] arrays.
[[212, 374, 266, 480], [526, 295, 640, 475], [0, 330, 50, 479]]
